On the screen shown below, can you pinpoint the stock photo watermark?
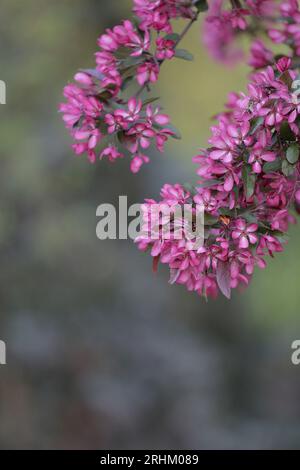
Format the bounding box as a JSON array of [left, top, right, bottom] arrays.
[[1, 81, 7, 364], [0, 340, 6, 365], [292, 79, 300, 105], [291, 340, 300, 365], [0, 80, 6, 104], [96, 196, 205, 250]]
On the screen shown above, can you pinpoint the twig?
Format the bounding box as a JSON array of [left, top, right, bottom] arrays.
[[135, 13, 200, 99]]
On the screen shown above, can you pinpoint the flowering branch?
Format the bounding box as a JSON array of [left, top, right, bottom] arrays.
[[135, 11, 200, 98], [59, 0, 206, 173], [136, 0, 300, 300], [60, 0, 300, 301]]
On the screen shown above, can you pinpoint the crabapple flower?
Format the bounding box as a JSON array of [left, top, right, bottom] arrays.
[[155, 37, 176, 60], [100, 145, 123, 162], [248, 144, 276, 174], [133, 0, 196, 33], [231, 219, 258, 249], [203, 0, 245, 64], [248, 40, 274, 69], [130, 154, 150, 173], [136, 61, 160, 86]]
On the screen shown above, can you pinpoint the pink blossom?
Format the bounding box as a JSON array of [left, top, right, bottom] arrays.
[[61, 0, 300, 300], [276, 56, 292, 72], [100, 145, 123, 162], [133, 0, 195, 33], [130, 154, 150, 173], [155, 37, 176, 60], [105, 112, 128, 134], [248, 144, 276, 174], [232, 219, 258, 249], [248, 40, 273, 69], [136, 61, 160, 86], [203, 0, 244, 65]]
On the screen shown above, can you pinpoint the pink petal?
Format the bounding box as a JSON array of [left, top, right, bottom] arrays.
[[154, 114, 169, 125], [261, 152, 276, 162], [224, 174, 234, 192], [227, 126, 239, 138], [128, 98, 137, 113], [140, 137, 151, 149], [137, 72, 148, 86], [288, 109, 297, 123], [248, 233, 258, 244], [235, 219, 246, 230], [253, 161, 261, 173], [265, 113, 275, 126], [230, 261, 239, 279], [151, 242, 162, 257], [210, 150, 227, 160], [232, 230, 241, 240], [239, 236, 249, 249], [247, 224, 258, 233]]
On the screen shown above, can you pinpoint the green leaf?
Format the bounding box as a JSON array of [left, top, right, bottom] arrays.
[[249, 117, 264, 135], [199, 179, 220, 188], [279, 121, 295, 141], [216, 261, 231, 299], [273, 233, 288, 244], [142, 96, 160, 107], [183, 182, 196, 195], [280, 70, 293, 87], [194, 0, 209, 12], [218, 208, 232, 216], [233, 186, 239, 200], [114, 46, 131, 59], [121, 76, 133, 91], [174, 48, 194, 61], [117, 130, 126, 144], [120, 65, 136, 80], [122, 56, 143, 68], [169, 269, 180, 285], [204, 214, 219, 226], [97, 118, 108, 134], [263, 158, 281, 173], [286, 143, 299, 164], [164, 33, 180, 42], [242, 166, 256, 199], [80, 68, 105, 81], [163, 123, 182, 140], [243, 213, 258, 224], [282, 159, 295, 176]]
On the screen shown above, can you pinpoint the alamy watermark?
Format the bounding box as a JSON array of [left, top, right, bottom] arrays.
[[0, 80, 6, 104], [96, 196, 205, 251], [0, 340, 6, 365], [292, 79, 300, 105], [291, 340, 300, 365], [1, 82, 7, 364]]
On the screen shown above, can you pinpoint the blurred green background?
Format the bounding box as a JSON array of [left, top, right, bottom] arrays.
[[1, 0, 300, 449]]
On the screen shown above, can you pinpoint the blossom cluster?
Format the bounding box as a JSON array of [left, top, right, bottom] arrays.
[[203, 0, 300, 66], [136, 0, 300, 299], [60, 0, 300, 300], [60, 0, 205, 172]]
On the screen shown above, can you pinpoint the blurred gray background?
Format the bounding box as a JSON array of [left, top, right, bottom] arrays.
[[1, 0, 300, 449]]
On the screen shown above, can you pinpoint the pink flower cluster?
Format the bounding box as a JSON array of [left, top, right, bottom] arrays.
[[60, 1, 203, 172], [61, 0, 300, 300], [268, 0, 300, 56], [133, 0, 195, 32], [136, 0, 300, 299], [203, 0, 277, 65]]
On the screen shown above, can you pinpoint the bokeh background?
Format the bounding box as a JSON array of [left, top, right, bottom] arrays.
[[1, 0, 300, 449]]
